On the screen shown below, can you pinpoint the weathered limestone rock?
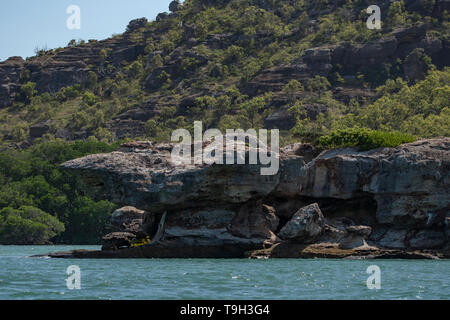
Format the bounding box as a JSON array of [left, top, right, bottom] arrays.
[[102, 232, 136, 251], [110, 206, 149, 237], [228, 202, 279, 239], [59, 138, 449, 258], [278, 203, 324, 242], [339, 225, 372, 249], [299, 139, 450, 226], [61, 138, 284, 214]]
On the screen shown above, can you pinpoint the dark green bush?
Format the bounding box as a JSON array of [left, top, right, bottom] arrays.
[[0, 139, 120, 244], [0, 206, 65, 245], [318, 128, 417, 151]]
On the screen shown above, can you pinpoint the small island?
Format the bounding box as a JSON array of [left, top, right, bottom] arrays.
[[40, 138, 449, 259]]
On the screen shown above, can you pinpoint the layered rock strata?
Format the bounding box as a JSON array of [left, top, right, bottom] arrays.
[[42, 138, 449, 259]]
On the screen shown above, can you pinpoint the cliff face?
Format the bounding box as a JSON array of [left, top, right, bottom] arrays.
[[58, 138, 450, 259], [0, 27, 146, 108]]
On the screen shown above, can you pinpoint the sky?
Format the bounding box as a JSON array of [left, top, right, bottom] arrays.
[[0, 0, 175, 61]]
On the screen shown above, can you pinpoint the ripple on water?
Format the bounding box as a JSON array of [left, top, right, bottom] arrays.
[[0, 247, 449, 300]]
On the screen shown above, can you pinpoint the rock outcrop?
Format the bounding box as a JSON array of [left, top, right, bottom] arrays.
[[108, 206, 150, 238], [102, 232, 136, 251], [278, 203, 324, 242], [247, 24, 448, 98], [0, 57, 24, 108], [0, 34, 145, 108], [51, 137, 450, 259]]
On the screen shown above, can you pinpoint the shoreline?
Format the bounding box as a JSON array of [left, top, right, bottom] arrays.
[[34, 242, 448, 260]]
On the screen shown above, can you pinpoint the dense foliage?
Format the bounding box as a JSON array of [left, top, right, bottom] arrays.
[[0, 139, 119, 244], [318, 128, 416, 150], [332, 68, 450, 138], [0, 206, 65, 245]]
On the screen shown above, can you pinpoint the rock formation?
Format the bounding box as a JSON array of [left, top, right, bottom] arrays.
[[47, 137, 450, 259], [0, 34, 145, 109]]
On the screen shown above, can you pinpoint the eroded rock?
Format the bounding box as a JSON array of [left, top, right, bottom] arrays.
[[339, 225, 372, 250], [102, 232, 136, 251], [60, 138, 450, 258], [278, 203, 324, 242], [228, 202, 279, 239], [110, 206, 150, 238]]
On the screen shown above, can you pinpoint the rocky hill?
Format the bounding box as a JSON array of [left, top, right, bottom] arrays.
[[0, 0, 448, 146], [0, 0, 449, 247]]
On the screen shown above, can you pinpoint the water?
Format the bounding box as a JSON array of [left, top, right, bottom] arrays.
[[0, 246, 448, 300]]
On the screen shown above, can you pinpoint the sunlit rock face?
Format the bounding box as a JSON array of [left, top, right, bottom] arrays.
[[60, 138, 450, 258]]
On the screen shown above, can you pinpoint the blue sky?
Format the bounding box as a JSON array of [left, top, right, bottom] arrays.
[[0, 0, 175, 61]]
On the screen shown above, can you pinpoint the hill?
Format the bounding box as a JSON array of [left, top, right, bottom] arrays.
[[0, 0, 448, 244], [0, 0, 448, 147]]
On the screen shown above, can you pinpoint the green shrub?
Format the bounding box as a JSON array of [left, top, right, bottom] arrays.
[[0, 140, 119, 244], [318, 128, 417, 150], [0, 206, 65, 244], [82, 91, 99, 106], [21, 82, 37, 100]]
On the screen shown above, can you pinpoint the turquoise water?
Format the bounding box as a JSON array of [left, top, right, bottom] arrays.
[[0, 246, 448, 300]]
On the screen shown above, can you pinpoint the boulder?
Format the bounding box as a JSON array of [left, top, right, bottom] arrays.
[[228, 203, 279, 239], [126, 18, 148, 32], [29, 120, 52, 138], [110, 206, 151, 237], [102, 232, 136, 251], [156, 12, 169, 22], [319, 224, 347, 244], [278, 203, 324, 242], [169, 0, 181, 13], [111, 206, 144, 224], [339, 225, 372, 249]]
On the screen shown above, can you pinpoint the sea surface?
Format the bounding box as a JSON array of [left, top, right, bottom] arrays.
[[0, 246, 448, 300]]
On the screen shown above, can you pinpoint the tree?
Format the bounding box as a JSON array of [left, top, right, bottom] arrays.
[[149, 54, 164, 69], [21, 82, 37, 101], [386, 0, 407, 28], [283, 80, 304, 103], [125, 61, 143, 78], [0, 206, 65, 245], [306, 76, 331, 93]]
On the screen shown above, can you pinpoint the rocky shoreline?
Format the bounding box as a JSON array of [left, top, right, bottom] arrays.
[[39, 138, 449, 259]]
